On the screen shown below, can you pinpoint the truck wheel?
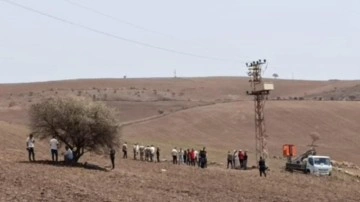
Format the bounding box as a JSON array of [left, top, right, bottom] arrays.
[[305, 169, 310, 174]]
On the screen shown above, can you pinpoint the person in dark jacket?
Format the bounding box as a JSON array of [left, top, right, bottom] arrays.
[[110, 147, 116, 169], [227, 151, 233, 169], [183, 149, 188, 164], [243, 151, 248, 170], [156, 147, 160, 162], [258, 156, 267, 177], [199, 147, 207, 168]]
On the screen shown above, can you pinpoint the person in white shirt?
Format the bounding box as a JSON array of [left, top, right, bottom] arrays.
[[139, 145, 145, 161], [178, 148, 184, 165], [49, 136, 59, 162], [171, 147, 178, 164], [122, 142, 128, 159], [26, 133, 35, 161], [133, 143, 139, 160], [64, 146, 74, 163], [150, 145, 156, 162]]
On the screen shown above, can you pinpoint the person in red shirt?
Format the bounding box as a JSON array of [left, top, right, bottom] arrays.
[[238, 150, 245, 169], [191, 149, 196, 166]]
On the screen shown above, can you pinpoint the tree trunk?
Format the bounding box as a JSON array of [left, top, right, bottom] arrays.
[[73, 148, 84, 163]]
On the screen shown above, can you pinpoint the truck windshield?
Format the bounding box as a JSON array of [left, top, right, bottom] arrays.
[[313, 158, 331, 165]]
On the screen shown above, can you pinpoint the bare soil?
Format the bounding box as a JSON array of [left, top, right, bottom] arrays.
[[0, 77, 360, 201]]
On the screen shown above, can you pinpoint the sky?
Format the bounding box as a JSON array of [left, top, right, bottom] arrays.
[[1, 0, 360, 83]]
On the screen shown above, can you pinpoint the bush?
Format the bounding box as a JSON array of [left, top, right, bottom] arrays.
[[8, 101, 16, 108], [29, 97, 120, 162], [349, 95, 356, 101]]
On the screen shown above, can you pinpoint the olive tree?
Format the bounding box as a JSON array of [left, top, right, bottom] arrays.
[[272, 73, 279, 79], [29, 97, 120, 162]]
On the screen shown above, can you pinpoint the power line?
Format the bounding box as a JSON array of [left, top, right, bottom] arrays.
[[62, 0, 171, 37], [1, 0, 244, 62], [62, 0, 213, 52]]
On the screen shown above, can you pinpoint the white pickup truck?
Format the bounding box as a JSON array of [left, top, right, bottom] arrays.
[[304, 155, 332, 176], [286, 155, 332, 176]]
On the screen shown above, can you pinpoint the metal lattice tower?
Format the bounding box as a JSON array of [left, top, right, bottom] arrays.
[[246, 59, 273, 161]]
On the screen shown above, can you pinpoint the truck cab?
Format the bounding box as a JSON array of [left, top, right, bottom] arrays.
[[305, 155, 332, 176]]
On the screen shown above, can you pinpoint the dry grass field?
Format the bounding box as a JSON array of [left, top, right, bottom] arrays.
[[0, 77, 359, 201]]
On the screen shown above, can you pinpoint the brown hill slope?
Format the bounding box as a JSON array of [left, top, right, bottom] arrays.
[[122, 101, 360, 165], [0, 121, 359, 202], [1, 78, 360, 201]]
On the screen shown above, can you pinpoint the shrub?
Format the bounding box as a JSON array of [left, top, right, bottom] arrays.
[[8, 101, 16, 108], [349, 95, 356, 101], [29, 97, 120, 162]]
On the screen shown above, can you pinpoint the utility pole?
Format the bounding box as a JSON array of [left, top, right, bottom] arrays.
[[174, 69, 177, 78], [246, 59, 274, 162]]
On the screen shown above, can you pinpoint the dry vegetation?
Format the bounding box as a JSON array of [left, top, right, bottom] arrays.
[[0, 77, 360, 201]]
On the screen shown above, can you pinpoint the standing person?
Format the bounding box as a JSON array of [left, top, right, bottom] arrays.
[[199, 147, 207, 168], [26, 133, 35, 161], [139, 144, 145, 161], [171, 147, 178, 164], [232, 150, 238, 169], [259, 157, 267, 177], [196, 149, 200, 167], [243, 151, 248, 170], [239, 150, 244, 169], [190, 149, 196, 166], [49, 136, 59, 162], [150, 145, 155, 162], [145, 146, 150, 161], [227, 151, 233, 169], [183, 149, 188, 165], [178, 148, 184, 165], [156, 147, 160, 162], [133, 143, 138, 160], [187, 149, 191, 166], [122, 142, 128, 159], [110, 147, 116, 169]]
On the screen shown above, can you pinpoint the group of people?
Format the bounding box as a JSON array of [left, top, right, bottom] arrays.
[[171, 147, 208, 168], [122, 142, 161, 163], [26, 134, 74, 163], [226, 149, 268, 177], [26, 134, 266, 176], [227, 149, 248, 170]]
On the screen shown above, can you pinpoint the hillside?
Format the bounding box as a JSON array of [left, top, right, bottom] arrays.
[[0, 77, 360, 201]]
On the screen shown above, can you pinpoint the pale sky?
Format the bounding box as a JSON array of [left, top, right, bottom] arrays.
[[1, 0, 360, 83]]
